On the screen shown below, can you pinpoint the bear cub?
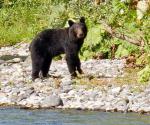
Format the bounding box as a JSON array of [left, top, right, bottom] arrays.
[[30, 17, 87, 81]]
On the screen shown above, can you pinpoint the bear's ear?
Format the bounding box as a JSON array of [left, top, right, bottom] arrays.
[[68, 20, 74, 27], [80, 17, 85, 23]]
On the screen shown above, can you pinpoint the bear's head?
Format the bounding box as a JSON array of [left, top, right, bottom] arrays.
[[68, 17, 87, 40]]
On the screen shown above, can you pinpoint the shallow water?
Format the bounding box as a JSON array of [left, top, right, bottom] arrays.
[[0, 108, 150, 125]]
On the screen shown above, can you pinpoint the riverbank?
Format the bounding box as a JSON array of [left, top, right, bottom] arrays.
[[0, 43, 150, 114]]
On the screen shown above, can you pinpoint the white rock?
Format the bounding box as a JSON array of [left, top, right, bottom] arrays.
[[111, 87, 121, 94], [40, 95, 63, 108]]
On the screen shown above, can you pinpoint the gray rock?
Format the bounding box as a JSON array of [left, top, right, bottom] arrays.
[[61, 85, 73, 93], [24, 56, 31, 64], [0, 59, 5, 64], [41, 95, 63, 108]]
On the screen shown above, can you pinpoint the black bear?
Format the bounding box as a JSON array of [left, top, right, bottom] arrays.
[[30, 17, 87, 81]]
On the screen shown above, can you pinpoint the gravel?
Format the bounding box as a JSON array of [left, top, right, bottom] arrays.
[[0, 43, 150, 113]]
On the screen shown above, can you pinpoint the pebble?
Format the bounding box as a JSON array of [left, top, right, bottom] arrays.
[[111, 87, 121, 95]]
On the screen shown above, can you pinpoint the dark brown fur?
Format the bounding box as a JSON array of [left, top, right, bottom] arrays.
[[30, 17, 87, 81]]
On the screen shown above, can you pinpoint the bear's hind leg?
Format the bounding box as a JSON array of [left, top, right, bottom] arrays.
[[31, 55, 44, 81], [41, 57, 52, 77], [32, 61, 42, 81]]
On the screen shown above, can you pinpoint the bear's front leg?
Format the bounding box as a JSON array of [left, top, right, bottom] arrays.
[[76, 55, 84, 74], [41, 57, 52, 78], [66, 54, 77, 79]]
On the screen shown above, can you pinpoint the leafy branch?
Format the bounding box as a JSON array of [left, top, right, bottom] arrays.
[[100, 20, 144, 46]]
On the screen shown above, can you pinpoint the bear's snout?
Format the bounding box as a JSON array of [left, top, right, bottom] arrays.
[[76, 29, 84, 38], [78, 33, 84, 38]]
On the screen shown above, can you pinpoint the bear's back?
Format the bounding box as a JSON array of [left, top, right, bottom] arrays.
[[38, 28, 69, 44]]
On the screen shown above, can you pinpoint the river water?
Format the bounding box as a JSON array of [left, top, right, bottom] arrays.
[[0, 108, 150, 125]]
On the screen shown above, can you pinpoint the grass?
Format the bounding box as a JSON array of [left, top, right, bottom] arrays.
[[73, 67, 149, 89], [0, 0, 67, 47]]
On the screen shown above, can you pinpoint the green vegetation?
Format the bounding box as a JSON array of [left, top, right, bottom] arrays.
[[138, 65, 150, 83], [0, 0, 68, 46], [0, 0, 150, 82]]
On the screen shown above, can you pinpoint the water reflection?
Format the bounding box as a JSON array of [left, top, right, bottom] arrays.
[[0, 108, 150, 125]]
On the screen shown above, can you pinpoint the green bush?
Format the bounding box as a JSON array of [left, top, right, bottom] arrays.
[[138, 65, 150, 83]]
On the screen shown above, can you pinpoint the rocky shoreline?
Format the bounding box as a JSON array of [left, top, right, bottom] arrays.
[[0, 43, 150, 114]]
